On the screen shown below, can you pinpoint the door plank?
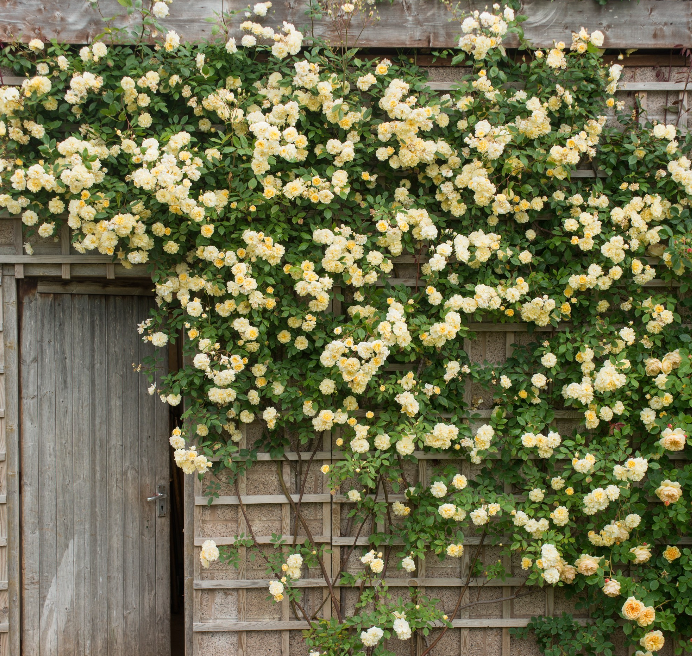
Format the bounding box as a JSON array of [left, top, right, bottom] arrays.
[[20, 286, 39, 656], [91, 296, 108, 656], [121, 297, 140, 656], [37, 293, 57, 656], [154, 352, 171, 656], [71, 295, 91, 656], [152, 295, 171, 655], [137, 297, 156, 656], [54, 294, 75, 655], [106, 297, 125, 656]]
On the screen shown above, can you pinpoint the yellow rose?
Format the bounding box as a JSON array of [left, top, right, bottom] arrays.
[[655, 480, 682, 505], [640, 631, 665, 652], [621, 596, 644, 620], [575, 554, 601, 576], [663, 546, 681, 562], [637, 607, 655, 627], [645, 358, 662, 376]]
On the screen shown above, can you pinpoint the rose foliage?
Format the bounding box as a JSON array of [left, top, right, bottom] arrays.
[[2, 5, 692, 654]]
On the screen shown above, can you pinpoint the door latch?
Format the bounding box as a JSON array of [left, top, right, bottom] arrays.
[[147, 484, 168, 517]]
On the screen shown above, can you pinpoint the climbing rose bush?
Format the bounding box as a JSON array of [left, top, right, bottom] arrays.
[[2, 4, 692, 653]]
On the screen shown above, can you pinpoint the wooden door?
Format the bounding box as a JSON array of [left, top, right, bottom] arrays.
[[18, 282, 170, 655]]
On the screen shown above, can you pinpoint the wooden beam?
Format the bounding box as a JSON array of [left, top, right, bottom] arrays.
[[415, 54, 690, 67], [0, 255, 117, 264], [60, 223, 71, 280], [426, 80, 692, 92], [193, 576, 528, 589], [6, 76, 688, 93], [37, 282, 154, 296], [191, 617, 593, 632], [378, 276, 674, 288], [219, 450, 687, 463]]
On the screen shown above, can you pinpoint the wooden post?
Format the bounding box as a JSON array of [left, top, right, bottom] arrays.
[[459, 459, 471, 656], [61, 224, 71, 280], [321, 429, 332, 620], [281, 460, 290, 656], [236, 426, 248, 656], [416, 460, 427, 656], [12, 222, 23, 280], [3, 273, 19, 655]]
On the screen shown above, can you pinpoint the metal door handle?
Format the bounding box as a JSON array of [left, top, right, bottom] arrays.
[[147, 485, 168, 517]]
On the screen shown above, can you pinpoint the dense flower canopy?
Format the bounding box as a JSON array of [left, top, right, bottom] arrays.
[[2, 4, 692, 653]]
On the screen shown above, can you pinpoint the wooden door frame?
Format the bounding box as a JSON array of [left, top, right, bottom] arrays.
[[4, 269, 21, 656]]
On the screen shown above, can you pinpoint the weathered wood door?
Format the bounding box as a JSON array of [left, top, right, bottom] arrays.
[[18, 282, 170, 655]]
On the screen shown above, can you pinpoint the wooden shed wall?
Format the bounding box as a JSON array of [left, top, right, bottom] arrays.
[[1, 50, 691, 656], [0, 0, 691, 49]]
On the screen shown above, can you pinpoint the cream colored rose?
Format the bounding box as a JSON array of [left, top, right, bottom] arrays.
[[659, 427, 686, 452], [575, 554, 601, 576], [656, 480, 682, 505], [663, 350, 681, 369], [602, 579, 621, 597], [644, 358, 662, 376], [559, 564, 576, 583], [640, 631, 665, 652], [637, 606, 655, 627], [622, 596, 644, 620], [630, 545, 652, 564], [438, 503, 456, 519]]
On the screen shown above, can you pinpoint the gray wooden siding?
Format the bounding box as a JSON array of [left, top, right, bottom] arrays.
[[0, 0, 689, 49], [19, 284, 170, 656]]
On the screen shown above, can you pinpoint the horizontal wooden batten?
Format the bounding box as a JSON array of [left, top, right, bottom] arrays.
[[426, 81, 691, 92], [192, 617, 593, 632], [196, 493, 332, 506], [37, 281, 154, 296], [193, 534, 690, 546], [194, 576, 528, 590], [220, 450, 687, 463], [198, 492, 670, 506], [194, 534, 333, 546], [0, 255, 116, 264], [378, 277, 677, 288], [4, 76, 687, 91], [194, 533, 492, 547]]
